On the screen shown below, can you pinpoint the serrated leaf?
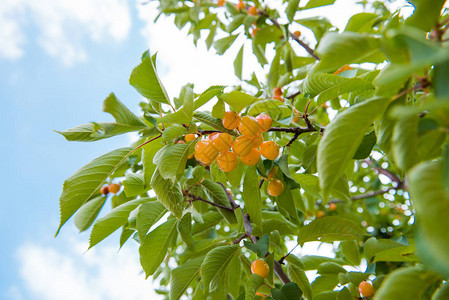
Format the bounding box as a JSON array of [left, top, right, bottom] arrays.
[[129, 54, 170, 105], [153, 144, 193, 179], [303, 73, 373, 106], [374, 266, 440, 300], [287, 262, 313, 300], [119, 226, 134, 248], [136, 201, 167, 241], [162, 124, 187, 142], [150, 169, 183, 219], [373, 245, 417, 262], [227, 253, 242, 299], [300, 255, 345, 270], [219, 91, 258, 113], [123, 173, 149, 197], [302, 0, 335, 9], [169, 255, 204, 300], [194, 85, 226, 110], [74, 196, 106, 232], [139, 218, 178, 278], [57, 147, 133, 235], [103, 93, 146, 127], [392, 114, 419, 171], [286, 0, 300, 21], [409, 161, 449, 276], [317, 262, 347, 275], [89, 198, 151, 248], [243, 166, 262, 229], [214, 34, 239, 55], [247, 99, 283, 115], [245, 274, 265, 300], [193, 111, 238, 136], [339, 240, 360, 266], [212, 99, 225, 119], [234, 45, 244, 80], [317, 97, 390, 198], [178, 213, 194, 247], [162, 86, 194, 124], [201, 179, 236, 223], [353, 131, 376, 159], [297, 216, 366, 244], [56, 122, 145, 142], [201, 245, 240, 292], [364, 237, 405, 262], [345, 12, 380, 33], [268, 49, 281, 91]]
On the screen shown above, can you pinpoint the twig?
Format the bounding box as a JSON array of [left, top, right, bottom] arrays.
[[278, 243, 300, 264], [232, 233, 248, 244], [186, 193, 235, 212], [365, 160, 402, 184], [351, 186, 396, 200], [259, 179, 265, 188]]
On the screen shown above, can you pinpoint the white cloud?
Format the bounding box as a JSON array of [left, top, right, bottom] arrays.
[[11, 234, 161, 300], [0, 0, 131, 65]]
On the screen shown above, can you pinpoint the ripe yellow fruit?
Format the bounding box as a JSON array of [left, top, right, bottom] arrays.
[[100, 185, 109, 195], [211, 133, 233, 153], [267, 167, 277, 180], [232, 136, 254, 157], [218, 0, 225, 6], [240, 148, 261, 166], [185, 134, 196, 142], [358, 281, 375, 298], [109, 183, 121, 194], [329, 203, 337, 211], [273, 87, 283, 97], [260, 141, 280, 160], [251, 133, 263, 148], [235, 0, 245, 10], [251, 259, 270, 278], [256, 114, 272, 132], [248, 6, 258, 15], [222, 111, 241, 130], [217, 151, 239, 172], [267, 179, 284, 196], [293, 30, 301, 37], [316, 210, 325, 218], [194, 140, 218, 166], [238, 116, 260, 136]]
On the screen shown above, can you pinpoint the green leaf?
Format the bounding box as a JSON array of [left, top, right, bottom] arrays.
[[234, 45, 244, 80], [409, 161, 449, 276], [373, 245, 417, 263], [312, 275, 340, 296], [297, 216, 366, 244], [272, 282, 303, 300], [129, 54, 170, 105], [287, 262, 313, 300], [245, 274, 265, 300], [57, 147, 133, 235], [119, 226, 134, 248], [153, 144, 192, 179], [300, 255, 345, 270], [313, 32, 383, 73], [374, 266, 440, 300], [142, 137, 164, 187], [139, 218, 178, 278], [243, 166, 263, 229], [89, 198, 150, 248], [286, 0, 300, 21], [170, 256, 204, 300], [268, 49, 281, 92], [227, 253, 242, 299], [150, 169, 183, 219], [214, 34, 239, 55], [161, 86, 194, 124], [244, 234, 269, 257], [136, 201, 167, 241], [123, 173, 149, 197], [434, 60, 449, 100], [212, 99, 226, 119], [301, 0, 335, 10], [219, 91, 258, 113], [303, 73, 373, 106], [194, 85, 226, 110], [392, 114, 419, 171], [74, 196, 106, 232], [247, 99, 283, 115], [353, 131, 376, 159], [162, 124, 187, 142], [201, 179, 236, 223], [344, 13, 380, 33], [364, 237, 407, 262], [318, 262, 347, 275], [56, 122, 145, 142], [193, 111, 238, 136], [178, 213, 194, 248], [433, 283, 449, 300], [192, 211, 223, 235], [317, 97, 390, 197], [406, 0, 446, 32], [103, 93, 146, 127], [201, 245, 240, 292], [339, 240, 360, 266]]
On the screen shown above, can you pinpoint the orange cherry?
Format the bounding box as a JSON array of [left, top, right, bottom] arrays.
[[251, 259, 270, 278], [259, 141, 280, 160], [240, 148, 261, 166], [100, 185, 109, 195], [109, 183, 121, 194], [329, 203, 337, 211], [293, 30, 301, 37], [251, 133, 263, 148], [217, 151, 239, 172], [185, 134, 196, 142], [235, 0, 245, 10], [273, 87, 283, 97], [210, 133, 234, 153], [232, 136, 253, 157], [267, 179, 284, 196], [238, 116, 260, 136], [256, 114, 272, 132], [267, 167, 277, 180], [358, 281, 375, 298], [316, 210, 325, 218], [194, 140, 218, 166], [222, 111, 241, 130], [333, 65, 352, 75], [248, 6, 258, 16], [218, 0, 225, 6], [273, 95, 283, 102]]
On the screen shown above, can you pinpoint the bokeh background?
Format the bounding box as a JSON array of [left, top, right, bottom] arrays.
[[0, 0, 412, 299]]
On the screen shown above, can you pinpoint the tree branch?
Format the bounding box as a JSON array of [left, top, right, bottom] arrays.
[[351, 186, 396, 201], [185, 192, 235, 212]]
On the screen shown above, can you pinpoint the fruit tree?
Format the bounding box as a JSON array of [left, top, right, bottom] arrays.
[[56, 0, 449, 299]]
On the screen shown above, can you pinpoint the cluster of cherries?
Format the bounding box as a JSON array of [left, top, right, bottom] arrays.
[[100, 183, 121, 195]]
